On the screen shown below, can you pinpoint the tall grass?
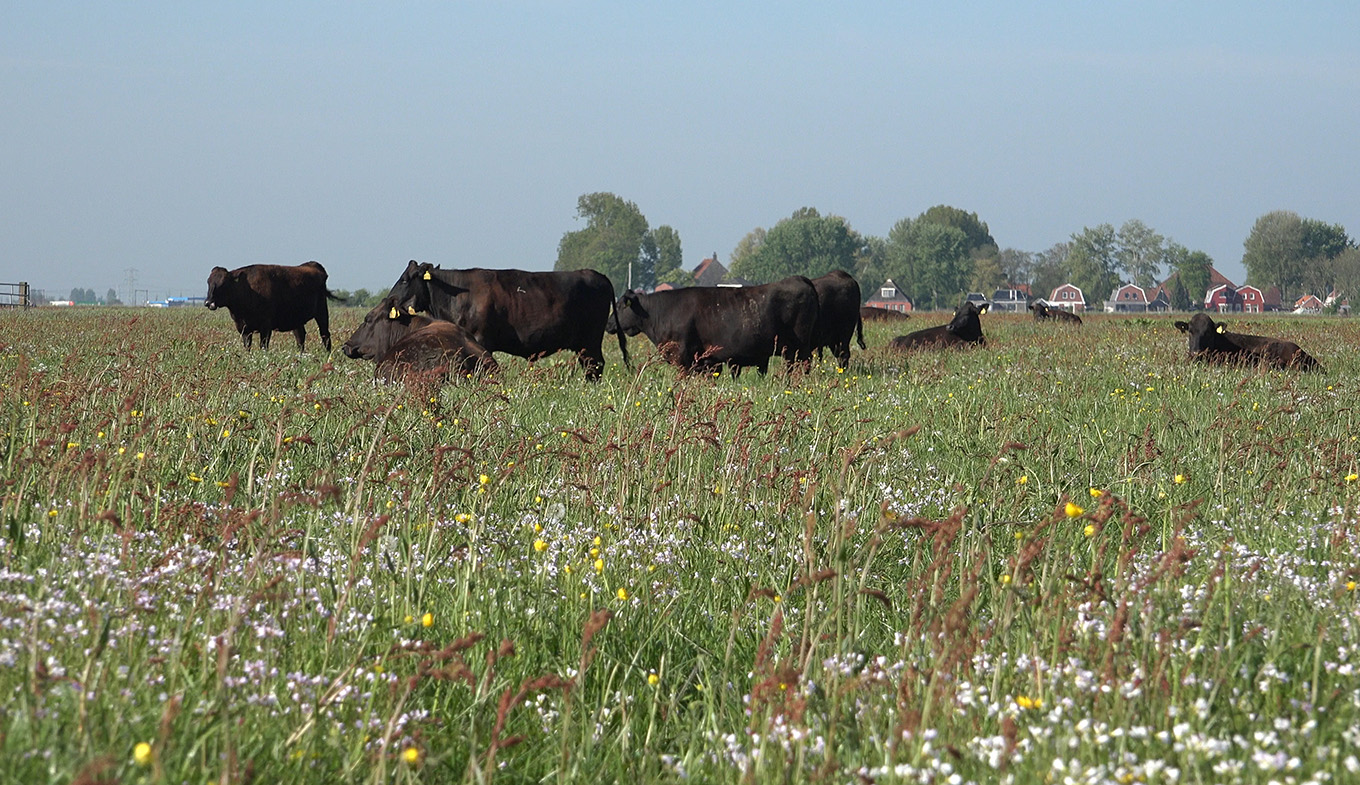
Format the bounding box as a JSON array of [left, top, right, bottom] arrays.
[[2, 306, 1359, 783]]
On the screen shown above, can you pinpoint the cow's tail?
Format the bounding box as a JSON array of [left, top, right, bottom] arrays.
[[855, 310, 866, 350], [325, 289, 346, 303], [610, 298, 630, 369]]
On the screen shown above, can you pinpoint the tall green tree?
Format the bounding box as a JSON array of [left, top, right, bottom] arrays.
[[854, 235, 889, 301], [1031, 243, 1070, 301], [1167, 275, 1191, 311], [1116, 219, 1165, 288], [1332, 247, 1360, 303], [555, 192, 653, 293], [1242, 210, 1306, 299], [918, 205, 999, 259], [1165, 242, 1213, 308], [884, 218, 972, 309], [640, 225, 686, 289], [1064, 224, 1120, 304], [996, 248, 1034, 288], [729, 208, 860, 283]]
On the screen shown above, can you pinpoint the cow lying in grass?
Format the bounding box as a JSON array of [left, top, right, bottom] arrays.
[[1173, 312, 1320, 371], [342, 298, 497, 382], [888, 302, 988, 350], [1031, 301, 1083, 325]]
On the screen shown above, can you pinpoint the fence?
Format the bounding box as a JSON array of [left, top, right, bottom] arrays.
[[0, 282, 31, 309]]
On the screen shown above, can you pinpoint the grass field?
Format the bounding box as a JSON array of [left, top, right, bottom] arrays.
[[2, 305, 1359, 784]]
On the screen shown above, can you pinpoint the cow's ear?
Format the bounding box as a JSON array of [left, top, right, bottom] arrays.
[[1173, 321, 1189, 333]]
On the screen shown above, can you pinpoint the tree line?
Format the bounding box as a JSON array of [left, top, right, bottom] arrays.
[[554, 192, 1355, 309]]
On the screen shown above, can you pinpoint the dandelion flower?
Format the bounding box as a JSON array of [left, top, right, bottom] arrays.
[[1088, 487, 1102, 498], [594, 558, 605, 573], [616, 587, 629, 601], [403, 747, 420, 764], [647, 672, 660, 686], [1064, 502, 1084, 518], [1174, 474, 1187, 484], [533, 539, 548, 553], [1348, 581, 1357, 592], [421, 613, 433, 628], [1015, 695, 1042, 710], [133, 742, 153, 767], [478, 473, 490, 485], [1348, 474, 1359, 483], [1083, 524, 1096, 537]]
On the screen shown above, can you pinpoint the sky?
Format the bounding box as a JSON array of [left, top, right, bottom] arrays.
[[3, 2, 1358, 301]]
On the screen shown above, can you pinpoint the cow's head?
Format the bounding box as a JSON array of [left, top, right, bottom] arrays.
[[385, 260, 433, 314], [610, 292, 647, 336], [204, 266, 235, 310], [943, 301, 987, 342], [342, 296, 431, 360], [1175, 312, 1223, 353]]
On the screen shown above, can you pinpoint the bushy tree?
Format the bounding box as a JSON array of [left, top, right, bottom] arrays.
[[555, 192, 654, 293], [1031, 243, 1070, 301], [640, 225, 685, 289], [1116, 219, 1165, 288], [1164, 243, 1213, 308], [918, 205, 998, 258], [884, 218, 972, 310], [996, 248, 1034, 288], [729, 208, 860, 283], [1064, 225, 1120, 304], [1167, 275, 1190, 311]]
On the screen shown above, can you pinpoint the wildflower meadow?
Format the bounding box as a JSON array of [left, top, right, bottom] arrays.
[[3, 306, 1360, 784]]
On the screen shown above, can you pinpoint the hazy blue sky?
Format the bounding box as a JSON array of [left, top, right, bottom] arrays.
[[3, 2, 1357, 300]]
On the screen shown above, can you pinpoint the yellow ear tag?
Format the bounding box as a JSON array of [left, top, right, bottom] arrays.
[[423, 271, 432, 280], [407, 306, 417, 315], [389, 307, 399, 319], [1216, 324, 1225, 333]]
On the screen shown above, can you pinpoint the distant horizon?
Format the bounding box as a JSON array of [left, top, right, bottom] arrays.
[[4, 4, 1355, 300]]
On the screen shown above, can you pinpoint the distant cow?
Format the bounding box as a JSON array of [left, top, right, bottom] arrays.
[[386, 261, 624, 381], [1031, 301, 1083, 325], [607, 276, 819, 376], [860, 306, 911, 322], [204, 261, 341, 351], [1173, 312, 1320, 371], [342, 298, 497, 380], [809, 271, 866, 367], [888, 302, 988, 350]]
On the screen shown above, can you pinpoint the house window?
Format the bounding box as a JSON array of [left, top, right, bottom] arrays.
[[881, 286, 895, 299]]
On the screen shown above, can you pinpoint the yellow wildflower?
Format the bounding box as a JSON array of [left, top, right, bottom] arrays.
[[133, 742, 153, 766], [1064, 502, 1084, 518]]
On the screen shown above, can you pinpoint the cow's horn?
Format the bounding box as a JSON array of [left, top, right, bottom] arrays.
[[389, 307, 399, 319]]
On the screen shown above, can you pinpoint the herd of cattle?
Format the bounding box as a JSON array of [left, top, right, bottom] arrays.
[[202, 261, 1323, 381]]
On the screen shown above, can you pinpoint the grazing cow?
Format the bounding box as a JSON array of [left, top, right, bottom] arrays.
[[860, 306, 911, 323], [1031, 301, 1083, 325], [1173, 312, 1320, 371], [809, 271, 866, 367], [606, 276, 819, 376], [888, 302, 988, 351], [342, 298, 496, 380], [204, 261, 341, 351], [386, 260, 624, 381]]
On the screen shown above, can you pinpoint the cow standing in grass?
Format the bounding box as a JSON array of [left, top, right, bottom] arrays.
[[607, 276, 819, 376], [888, 302, 988, 350], [808, 270, 866, 368], [204, 261, 341, 351], [386, 260, 624, 381], [1173, 312, 1320, 371]]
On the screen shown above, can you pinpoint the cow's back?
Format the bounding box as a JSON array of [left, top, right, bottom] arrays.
[[239, 263, 329, 330], [432, 268, 612, 357]]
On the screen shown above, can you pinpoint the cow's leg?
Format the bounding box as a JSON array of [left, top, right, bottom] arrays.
[[241, 330, 253, 350], [835, 342, 851, 369], [314, 311, 332, 353], [293, 327, 306, 351], [260, 330, 271, 350], [579, 347, 605, 381]]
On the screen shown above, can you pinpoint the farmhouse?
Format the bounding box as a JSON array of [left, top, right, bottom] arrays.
[[990, 287, 1030, 313], [1048, 283, 1085, 312], [1294, 294, 1323, 314], [864, 278, 913, 313], [1104, 284, 1150, 313]]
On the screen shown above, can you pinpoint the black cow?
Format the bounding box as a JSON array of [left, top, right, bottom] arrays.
[[860, 306, 911, 323], [205, 261, 341, 351], [342, 298, 497, 380], [386, 260, 624, 381], [606, 276, 819, 376], [809, 271, 866, 368], [888, 302, 988, 350], [1173, 312, 1320, 371], [1031, 301, 1083, 325]]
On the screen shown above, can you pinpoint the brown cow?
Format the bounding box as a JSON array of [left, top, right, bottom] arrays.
[[888, 302, 988, 350], [1031, 301, 1083, 325], [860, 306, 911, 322], [205, 261, 341, 351], [342, 298, 496, 380], [1173, 312, 1320, 371]]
